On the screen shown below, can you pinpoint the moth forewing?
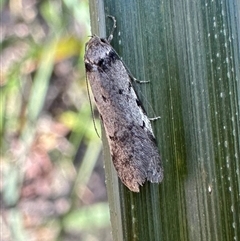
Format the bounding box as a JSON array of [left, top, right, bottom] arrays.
[[84, 34, 163, 192]]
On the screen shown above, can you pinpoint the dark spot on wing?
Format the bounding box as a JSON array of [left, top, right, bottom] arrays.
[[136, 99, 141, 107], [111, 153, 116, 162], [108, 50, 118, 62], [128, 82, 132, 92], [128, 154, 133, 160], [97, 50, 118, 71], [135, 98, 147, 113], [141, 121, 146, 129], [109, 135, 116, 141], [119, 89, 123, 94], [98, 58, 104, 66], [111, 154, 114, 161], [94, 96, 98, 103], [127, 125, 133, 131], [100, 38, 108, 44], [85, 62, 92, 72], [97, 58, 108, 71], [102, 95, 107, 102]]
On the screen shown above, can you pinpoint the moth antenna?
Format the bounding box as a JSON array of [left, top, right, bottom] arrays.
[[107, 15, 117, 42], [85, 76, 101, 138]]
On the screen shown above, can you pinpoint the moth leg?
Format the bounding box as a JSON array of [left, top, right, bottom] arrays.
[[106, 16, 150, 84], [132, 77, 150, 84], [107, 15, 117, 42], [149, 116, 161, 121]]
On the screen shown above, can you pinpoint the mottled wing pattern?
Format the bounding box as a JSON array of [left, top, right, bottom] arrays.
[[84, 36, 163, 192]]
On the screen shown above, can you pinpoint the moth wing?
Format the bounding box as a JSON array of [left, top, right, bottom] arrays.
[[85, 37, 163, 192], [108, 122, 163, 192]]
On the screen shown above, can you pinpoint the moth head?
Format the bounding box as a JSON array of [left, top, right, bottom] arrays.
[[84, 35, 112, 65]]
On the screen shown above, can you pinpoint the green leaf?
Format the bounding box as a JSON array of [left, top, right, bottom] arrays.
[[63, 203, 110, 231], [88, 0, 240, 240]]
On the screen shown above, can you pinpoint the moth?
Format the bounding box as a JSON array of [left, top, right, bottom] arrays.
[[84, 17, 163, 192]]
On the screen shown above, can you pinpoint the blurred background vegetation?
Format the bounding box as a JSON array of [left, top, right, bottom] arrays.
[[1, 0, 112, 240]]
